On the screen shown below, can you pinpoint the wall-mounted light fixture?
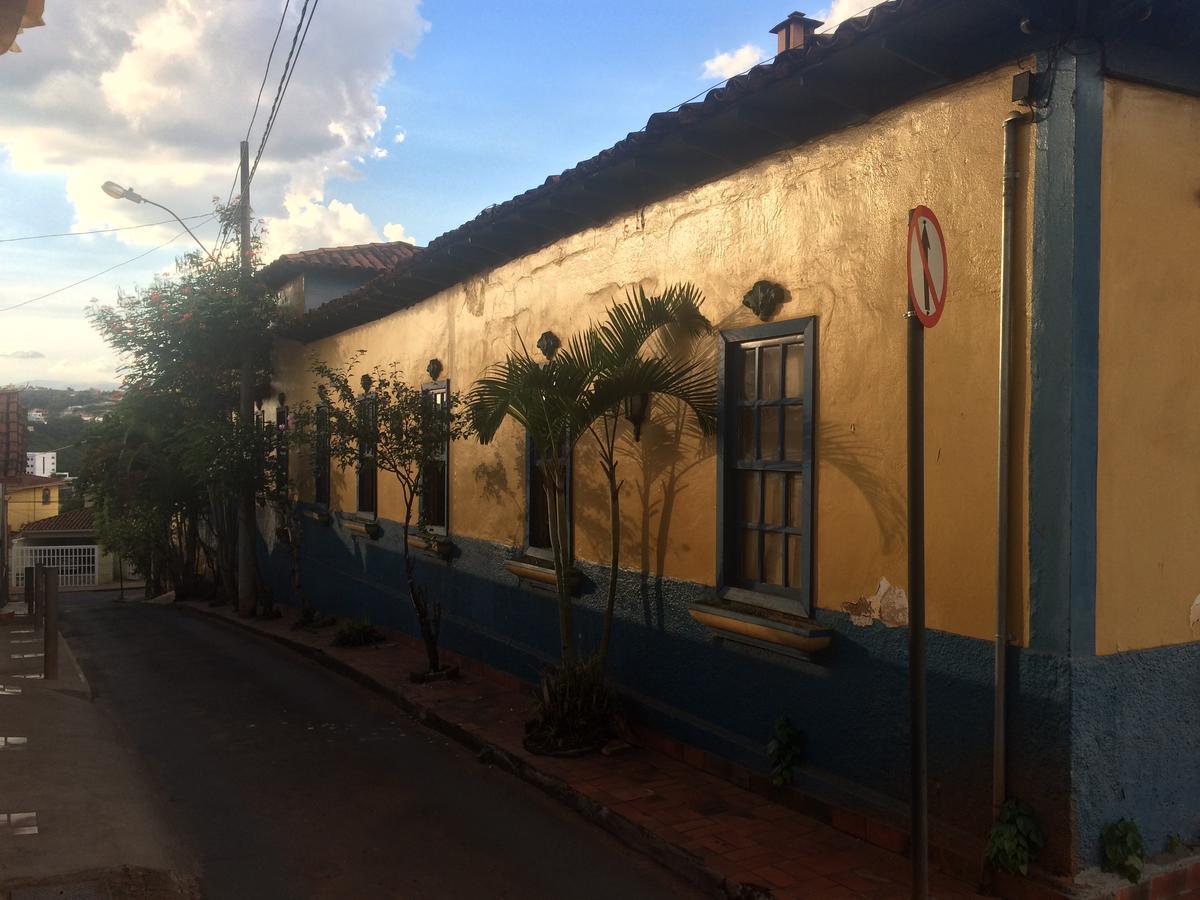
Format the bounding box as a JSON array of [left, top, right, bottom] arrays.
[[742, 280, 787, 321], [537, 331, 561, 359], [624, 392, 650, 441]]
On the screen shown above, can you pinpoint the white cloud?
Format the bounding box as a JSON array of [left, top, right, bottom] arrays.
[[382, 222, 416, 245], [702, 44, 763, 80], [1, 1, 430, 257], [0, 350, 46, 359], [394, 129, 407, 145], [815, 1, 883, 31], [0, 0, 430, 385], [264, 188, 383, 258]]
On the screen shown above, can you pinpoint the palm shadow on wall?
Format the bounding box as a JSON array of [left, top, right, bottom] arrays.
[[814, 422, 905, 554]]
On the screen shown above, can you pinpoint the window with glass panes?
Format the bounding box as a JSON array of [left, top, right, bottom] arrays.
[[720, 318, 814, 613], [314, 404, 331, 506], [357, 393, 378, 515], [526, 432, 571, 561], [420, 382, 449, 534]]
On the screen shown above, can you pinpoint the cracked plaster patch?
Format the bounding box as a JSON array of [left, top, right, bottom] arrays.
[[1191, 594, 1200, 630], [843, 577, 909, 628]]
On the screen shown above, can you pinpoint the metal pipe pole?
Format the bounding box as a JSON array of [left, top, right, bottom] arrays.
[[42, 567, 57, 680], [907, 309, 928, 899], [993, 112, 1026, 817], [237, 140, 257, 616], [23, 565, 33, 617], [0, 484, 7, 608], [34, 564, 44, 628]]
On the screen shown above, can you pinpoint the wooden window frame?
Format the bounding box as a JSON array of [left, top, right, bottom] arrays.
[[716, 317, 816, 616]]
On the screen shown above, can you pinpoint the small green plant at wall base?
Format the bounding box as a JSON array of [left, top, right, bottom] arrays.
[[332, 617, 385, 648], [1166, 833, 1185, 854], [985, 799, 1045, 876], [767, 717, 803, 786], [524, 657, 618, 755], [1101, 818, 1145, 884]]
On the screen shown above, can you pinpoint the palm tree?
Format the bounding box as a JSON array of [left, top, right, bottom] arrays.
[[468, 284, 716, 671]]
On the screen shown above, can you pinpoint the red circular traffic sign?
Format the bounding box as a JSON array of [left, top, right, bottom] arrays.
[[907, 206, 948, 328]]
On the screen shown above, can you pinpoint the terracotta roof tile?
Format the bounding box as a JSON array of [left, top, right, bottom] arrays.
[[20, 507, 93, 533], [259, 240, 419, 288], [1, 474, 66, 489]]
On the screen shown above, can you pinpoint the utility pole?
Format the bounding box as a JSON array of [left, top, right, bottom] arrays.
[[237, 140, 256, 616]]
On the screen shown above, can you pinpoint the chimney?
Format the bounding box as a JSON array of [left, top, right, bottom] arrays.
[[770, 11, 824, 54]]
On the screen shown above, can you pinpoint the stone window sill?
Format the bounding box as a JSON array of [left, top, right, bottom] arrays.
[[302, 509, 332, 526], [504, 557, 580, 594], [406, 533, 453, 560], [341, 514, 382, 539], [689, 597, 833, 657]]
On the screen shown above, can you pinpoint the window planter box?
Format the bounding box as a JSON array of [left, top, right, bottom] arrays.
[[689, 597, 832, 657], [504, 557, 580, 594]]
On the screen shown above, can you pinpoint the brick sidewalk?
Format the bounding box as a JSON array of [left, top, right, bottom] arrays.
[[182, 600, 992, 900]]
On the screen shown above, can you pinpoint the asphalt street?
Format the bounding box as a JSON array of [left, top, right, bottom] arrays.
[[59, 593, 700, 900]]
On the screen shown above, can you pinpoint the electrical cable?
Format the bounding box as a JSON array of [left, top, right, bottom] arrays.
[[245, 0, 293, 144], [249, 0, 320, 183], [0, 216, 216, 314], [0, 215, 210, 244]]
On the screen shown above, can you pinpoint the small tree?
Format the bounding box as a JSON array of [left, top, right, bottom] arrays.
[[469, 284, 715, 669], [467, 285, 715, 752], [86, 200, 278, 607], [309, 355, 471, 673]]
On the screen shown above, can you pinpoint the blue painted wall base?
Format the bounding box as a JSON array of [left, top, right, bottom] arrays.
[[258, 507, 1199, 875]]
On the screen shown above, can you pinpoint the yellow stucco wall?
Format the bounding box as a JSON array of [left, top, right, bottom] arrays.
[[1095, 79, 1200, 654], [274, 64, 1035, 643], [7, 483, 60, 533]]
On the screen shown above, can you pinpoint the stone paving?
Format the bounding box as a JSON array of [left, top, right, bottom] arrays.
[[189, 600, 991, 899]]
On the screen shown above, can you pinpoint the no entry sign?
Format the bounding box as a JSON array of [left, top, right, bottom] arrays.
[[907, 206, 948, 328]]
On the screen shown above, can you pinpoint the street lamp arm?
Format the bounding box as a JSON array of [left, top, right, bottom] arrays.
[[138, 197, 217, 263]]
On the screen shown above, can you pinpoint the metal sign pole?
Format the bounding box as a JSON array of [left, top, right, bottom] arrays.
[[907, 308, 929, 899]]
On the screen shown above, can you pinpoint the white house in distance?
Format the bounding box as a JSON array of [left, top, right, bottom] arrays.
[[26, 451, 56, 477], [27, 409, 47, 424]]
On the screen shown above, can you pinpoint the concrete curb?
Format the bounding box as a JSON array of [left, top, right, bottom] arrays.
[[175, 603, 765, 900]]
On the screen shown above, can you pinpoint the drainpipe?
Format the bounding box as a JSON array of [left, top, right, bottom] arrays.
[[994, 111, 1026, 817]]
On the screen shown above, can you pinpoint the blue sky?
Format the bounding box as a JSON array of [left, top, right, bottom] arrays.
[[0, 1, 870, 388]]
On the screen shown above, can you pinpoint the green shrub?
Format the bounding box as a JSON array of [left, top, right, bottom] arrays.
[[332, 617, 384, 647], [767, 717, 803, 786], [524, 657, 617, 755], [1101, 818, 1144, 884], [985, 799, 1045, 876]]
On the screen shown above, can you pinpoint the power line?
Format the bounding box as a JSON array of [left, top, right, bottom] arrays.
[[0, 216, 216, 314], [223, 0, 293, 219], [246, 0, 292, 143], [250, 0, 320, 183], [0, 215, 210, 244]]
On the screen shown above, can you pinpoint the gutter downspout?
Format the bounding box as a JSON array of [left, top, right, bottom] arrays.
[[994, 111, 1026, 817]]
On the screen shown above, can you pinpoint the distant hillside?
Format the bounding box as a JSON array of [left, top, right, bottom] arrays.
[[6, 386, 116, 476], [12, 385, 119, 416]]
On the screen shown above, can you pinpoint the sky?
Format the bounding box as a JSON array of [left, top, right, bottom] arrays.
[[0, 0, 879, 390]]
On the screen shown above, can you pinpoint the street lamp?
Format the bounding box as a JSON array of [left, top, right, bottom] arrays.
[[100, 181, 215, 262]]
